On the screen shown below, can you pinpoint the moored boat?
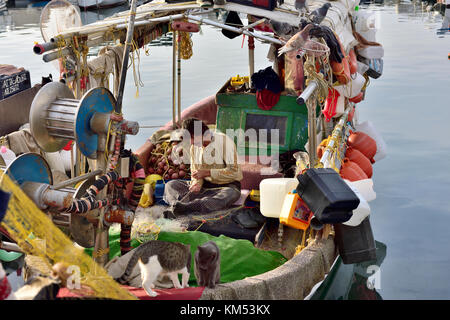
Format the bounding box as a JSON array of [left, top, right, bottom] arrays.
[[78, 0, 128, 9], [1, 0, 387, 300]]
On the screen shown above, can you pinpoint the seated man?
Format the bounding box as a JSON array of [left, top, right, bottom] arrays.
[[163, 118, 242, 216]]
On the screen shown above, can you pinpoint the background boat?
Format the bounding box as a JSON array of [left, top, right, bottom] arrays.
[[78, 0, 128, 9]]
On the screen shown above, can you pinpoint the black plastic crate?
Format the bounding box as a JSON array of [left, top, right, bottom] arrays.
[[0, 69, 31, 100], [296, 168, 360, 224], [334, 217, 377, 264]]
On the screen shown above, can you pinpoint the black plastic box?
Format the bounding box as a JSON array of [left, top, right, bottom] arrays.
[[0, 69, 31, 100], [334, 217, 377, 264], [296, 168, 359, 224]]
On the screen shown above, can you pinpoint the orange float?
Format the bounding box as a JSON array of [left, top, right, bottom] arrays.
[[340, 158, 368, 181], [348, 131, 377, 163], [331, 35, 351, 85], [345, 147, 373, 178]]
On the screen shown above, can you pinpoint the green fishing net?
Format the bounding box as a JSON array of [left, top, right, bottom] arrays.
[[85, 229, 287, 286]]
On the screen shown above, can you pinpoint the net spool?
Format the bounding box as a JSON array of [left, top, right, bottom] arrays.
[[29, 82, 117, 159], [1, 153, 95, 247]]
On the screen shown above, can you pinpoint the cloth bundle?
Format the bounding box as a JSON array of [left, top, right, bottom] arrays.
[[251, 67, 282, 110]]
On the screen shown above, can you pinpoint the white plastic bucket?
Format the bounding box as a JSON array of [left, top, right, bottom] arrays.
[[343, 180, 371, 227], [260, 178, 298, 218], [334, 72, 365, 100], [344, 178, 376, 202]]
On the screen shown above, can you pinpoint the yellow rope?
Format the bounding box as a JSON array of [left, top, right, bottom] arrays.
[[174, 30, 193, 60], [0, 170, 137, 300]]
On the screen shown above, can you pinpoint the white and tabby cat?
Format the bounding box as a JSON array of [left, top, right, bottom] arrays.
[[117, 240, 191, 297]]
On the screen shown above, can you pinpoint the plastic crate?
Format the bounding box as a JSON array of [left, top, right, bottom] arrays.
[[296, 168, 360, 224]]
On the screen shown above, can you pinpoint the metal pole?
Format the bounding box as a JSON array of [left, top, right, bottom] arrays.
[[93, 134, 109, 266], [248, 32, 255, 85], [0, 241, 23, 253], [187, 15, 283, 45], [320, 108, 350, 169], [115, 0, 139, 114], [296, 81, 317, 105], [50, 169, 102, 190], [177, 32, 182, 127], [297, 81, 319, 165], [93, 0, 139, 267], [172, 30, 177, 129]]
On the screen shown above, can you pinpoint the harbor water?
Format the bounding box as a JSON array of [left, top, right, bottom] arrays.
[[0, 0, 449, 299]]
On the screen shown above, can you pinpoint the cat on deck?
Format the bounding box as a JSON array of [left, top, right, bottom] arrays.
[[117, 240, 191, 297]]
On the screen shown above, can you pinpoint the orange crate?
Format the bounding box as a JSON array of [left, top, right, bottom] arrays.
[[279, 193, 313, 230]]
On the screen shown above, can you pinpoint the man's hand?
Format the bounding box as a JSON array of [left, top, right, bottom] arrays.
[[192, 169, 211, 180], [189, 183, 202, 193]]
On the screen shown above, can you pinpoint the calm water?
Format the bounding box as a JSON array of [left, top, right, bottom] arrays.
[[1, 0, 449, 299]]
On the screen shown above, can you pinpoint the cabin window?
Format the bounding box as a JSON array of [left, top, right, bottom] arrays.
[[244, 113, 288, 146]]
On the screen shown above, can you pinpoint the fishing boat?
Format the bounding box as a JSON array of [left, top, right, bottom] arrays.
[[78, 0, 128, 10], [0, 0, 387, 300], [0, 0, 7, 11]]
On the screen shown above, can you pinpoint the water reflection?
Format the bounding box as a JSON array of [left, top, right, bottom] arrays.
[[0, 1, 129, 34], [310, 241, 386, 300], [78, 3, 129, 25]]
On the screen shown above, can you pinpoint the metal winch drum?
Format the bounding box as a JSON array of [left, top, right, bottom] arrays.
[[29, 82, 138, 158], [3, 83, 141, 249], [1, 153, 96, 247]]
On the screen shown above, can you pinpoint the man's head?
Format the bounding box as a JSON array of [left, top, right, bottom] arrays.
[[181, 118, 212, 146]]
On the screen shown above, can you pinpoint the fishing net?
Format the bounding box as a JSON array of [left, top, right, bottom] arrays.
[[0, 169, 137, 300]]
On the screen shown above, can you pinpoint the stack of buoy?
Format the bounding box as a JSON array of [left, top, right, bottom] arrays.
[[340, 131, 377, 181]]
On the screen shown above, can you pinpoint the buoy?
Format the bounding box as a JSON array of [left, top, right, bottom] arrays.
[[348, 131, 377, 163], [345, 147, 373, 178], [331, 36, 351, 85], [340, 158, 368, 181], [355, 121, 388, 162]]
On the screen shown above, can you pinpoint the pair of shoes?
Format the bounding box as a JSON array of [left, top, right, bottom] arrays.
[[232, 208, 266, 229]]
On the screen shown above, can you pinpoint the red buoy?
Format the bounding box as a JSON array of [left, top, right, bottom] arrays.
[[340, 158, 368, 181], [348, 131, 377, 163], [345, 147, 373, 178]]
